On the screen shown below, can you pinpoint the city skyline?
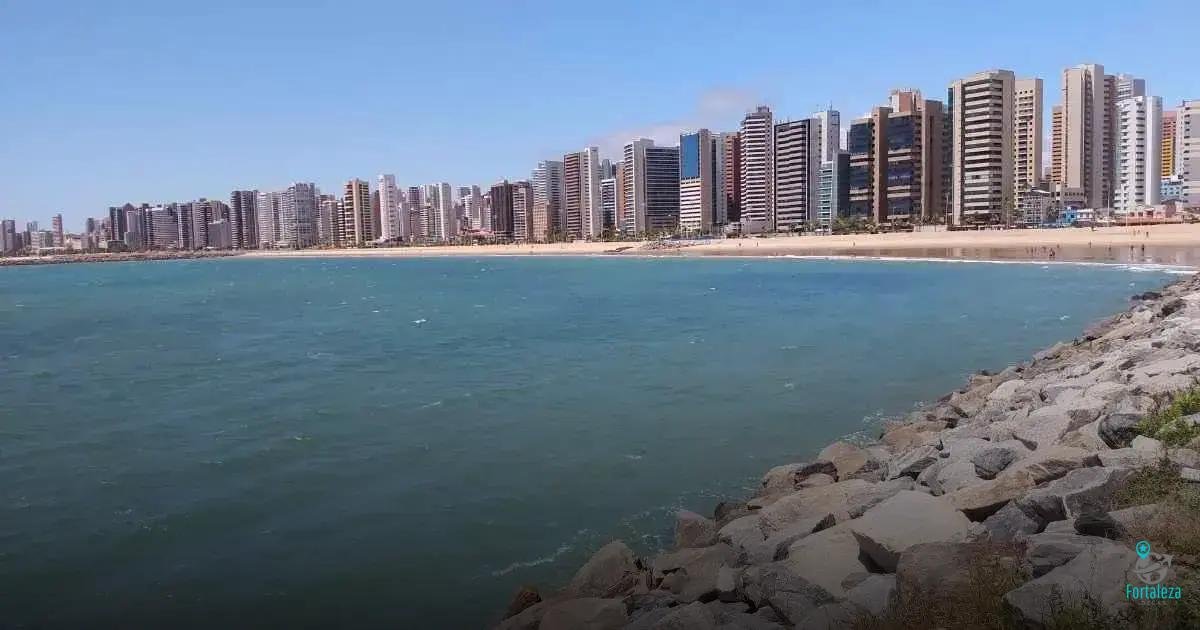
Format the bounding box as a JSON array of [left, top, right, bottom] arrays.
[[2, 1, 1198, 226]]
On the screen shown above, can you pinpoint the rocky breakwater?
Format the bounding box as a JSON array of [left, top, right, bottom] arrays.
[[497, 274, 1200, 630]]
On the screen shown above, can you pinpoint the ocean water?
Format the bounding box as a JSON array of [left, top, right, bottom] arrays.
[[0, 256, 1178, 628]]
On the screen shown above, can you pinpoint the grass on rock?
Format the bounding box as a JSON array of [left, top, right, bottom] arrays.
[[1137, 386, 1200, 447]]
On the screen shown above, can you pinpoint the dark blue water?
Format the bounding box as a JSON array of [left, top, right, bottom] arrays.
[[0, 257, 1176, 628]]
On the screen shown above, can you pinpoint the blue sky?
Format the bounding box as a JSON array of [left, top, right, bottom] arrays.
[[1, 0, 1196, 229]]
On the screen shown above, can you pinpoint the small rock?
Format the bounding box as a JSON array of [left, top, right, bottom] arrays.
[[651, 544, 736, 603], [947, 469, 1037, 521], [888, 445, 939, 479], [714, 501, 750, 528], [1131, 435, 1165, 457], [980, 502, 1039, 543], [737, 561, 839, 624], [758, 480, 873, 535], [972, 446, 1020, 480], [1017, 467, 1134, 528], [1181, 467, 1200, 483], [1023, 531, 1115, 577], [1169, 448, 1200, 468]]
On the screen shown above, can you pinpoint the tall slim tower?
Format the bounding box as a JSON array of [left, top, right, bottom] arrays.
[[1162, 110, 1177, 177], [1059, 64, 1117, 208], [773, 119, 813, 231], [1180, 100, 1200, 205], [679, 129, 718, 232], [229, 190, 258, 248], [531, 160, 564, 241], [948, 69, 1015, 225], [378, 174, 402, 241], [1013, 78, 1044, 210], [582, 147, 604, 239], [739, 106, 774, 230], [719, 132, 741, 223], [340, 179, 372, 246], [281, 182, 319, 249]]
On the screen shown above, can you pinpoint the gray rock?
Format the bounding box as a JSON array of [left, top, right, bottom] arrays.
[[718, 514, 763, 563], [1017, 467, 1134, 528], [981, 501, 1040, 543], [973, 446, 1021, 480], [1096, 447, 1156, 469], [1004, 541, 1136, 627], [651, 544, 736, 603], [781, 524, 871, 598], [844, 574, 896, 617], [930, 459, 984, 496], [538, 598, 629, 630], [757, 480, 873, 535], [1003, 446, 1099, 484], [1131, 435, 1165, 457], [567, 541, 640, 598], [714, 501, 750, 528], [737, 561, 839, 625], [888, 444, 939, 479], [1042, 519, 1076, 533], [496, 599, 554, 630], [947, 469, 1038, 521], [1098, 411, 1144, 448], [795, 601, 870, 630], [1072, 511, 1125, 539], [797, 473, 836, 489], [896, 541, 1020, 603], [817, 441, 872, 480], [1107, 504, 1160, 532], [675, 510, 718, 549], [880, 421, 944, 451], [1024, 532, 1118, 578], [1181, 467, 1200, 483], [758, 463, 804, 497], [715, 566, 741, 602], [632, 601, 715, 630], [1169, 447, 1200, 468], [757, 513, 836, 563], [849, 491, 972, 571], [842, 477, 917, 518]]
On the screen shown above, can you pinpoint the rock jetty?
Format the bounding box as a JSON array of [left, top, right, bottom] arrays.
[[497, 273, 1200, 629]]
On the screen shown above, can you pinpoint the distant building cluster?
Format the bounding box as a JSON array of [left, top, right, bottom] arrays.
[[3, 62, 1199, 256]]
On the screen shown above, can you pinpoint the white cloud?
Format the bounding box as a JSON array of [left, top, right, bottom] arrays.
[[588, 87, 763, 160]]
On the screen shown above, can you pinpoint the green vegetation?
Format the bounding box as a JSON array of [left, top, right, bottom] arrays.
[[1136, 387, 1200, 447]]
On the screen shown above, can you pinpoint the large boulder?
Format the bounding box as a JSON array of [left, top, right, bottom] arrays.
[[503, 586, 542, 619], [757, 479, 873, 535], [675, 510, 718, 548], [881, 421, 944, 452], [817, 441, 872, 480], [629, 602, 715, 630], [887, 444, 939, 479], [928, 459, 985, 496], [1016, 467, 1134, 528], [496, 600, 554, 630], [1002, 446, 1099, 484], [896, 541, 1021, 603], [538, 598, 629, 630], [844, 574, 896, 617], [849, 491, 972, 571], [781, 524, 872, 598], [972, 444, 1024, 479], [1003, 541, 1136, 627], [1098, 411, 1144, 448], [567, 541, 640, 598], [652, 543, 736, 603], [737, 561, 839, 625], [795, 601, 871, 630], [946, 469, 1038, 521], [1011, 404, 1098, 450], [1024, 532, 1122, 578], [758, 463, 804, 497]]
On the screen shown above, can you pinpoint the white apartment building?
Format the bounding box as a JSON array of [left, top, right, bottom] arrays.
[[1114, 95, 1162, 211], [1178, 100, 1200, 206], [678, 129, 717, 232], [739, 106, 774, 230], [378, 174, 402, 241]]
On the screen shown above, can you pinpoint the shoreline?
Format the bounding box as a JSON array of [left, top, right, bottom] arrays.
[[498, 272, 1200, 629]]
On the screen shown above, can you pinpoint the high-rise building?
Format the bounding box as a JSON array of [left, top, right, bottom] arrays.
[[818, 153, 850, 228], [256, 191, 282, 247], [614, 161, 628, 234], [1178, 100, 1200, 206], [1162, 110, 1177, 177], [1115, 74, 1146, 101], [379, 174, 402, 242], [1, 219, 16, 253], [51, 214, 63, 247], [107, 204, 133, 243], [1058, 64, 1119, 208], [847, 108, 887, 220], [489, 181, 514, 239], [719, 132, 741, 223], [679, 129, 719, 232], [739, 106, 774, 230], [437, 182, 455, 241], [948, 69, 1015, 225], [811, 109, 841, 163], [1050, 106, 1065, 185], [531, 160, 564, 241], [621, 139, 680, 234], [317, 194, 338, 246], [563, 151, 583, 238], [599, 177, 618, 235], [512, 181, 533, 241], [773, 119, 814, 231], [1013, 78, 1044, 210], [582, 147, 604, 238], [280, 182, 318, 248], [340, 179, 372, 246], [1114, 95, 1162, 211], [148, 206, 179, 249], [229, 190, 258, 249]]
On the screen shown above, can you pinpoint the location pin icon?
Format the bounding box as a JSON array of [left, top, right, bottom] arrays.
[[1136, 540, 1151, 559]]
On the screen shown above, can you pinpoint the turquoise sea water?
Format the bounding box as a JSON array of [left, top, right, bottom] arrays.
[[0, 257, 1178, 628]]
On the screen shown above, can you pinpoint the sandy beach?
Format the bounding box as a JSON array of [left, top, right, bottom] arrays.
[[245, 223, 1200, 267]]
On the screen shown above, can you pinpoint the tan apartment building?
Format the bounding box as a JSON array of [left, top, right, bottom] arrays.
[[948, 69, 1015, 225], [1013, 78, 1043, 211]]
